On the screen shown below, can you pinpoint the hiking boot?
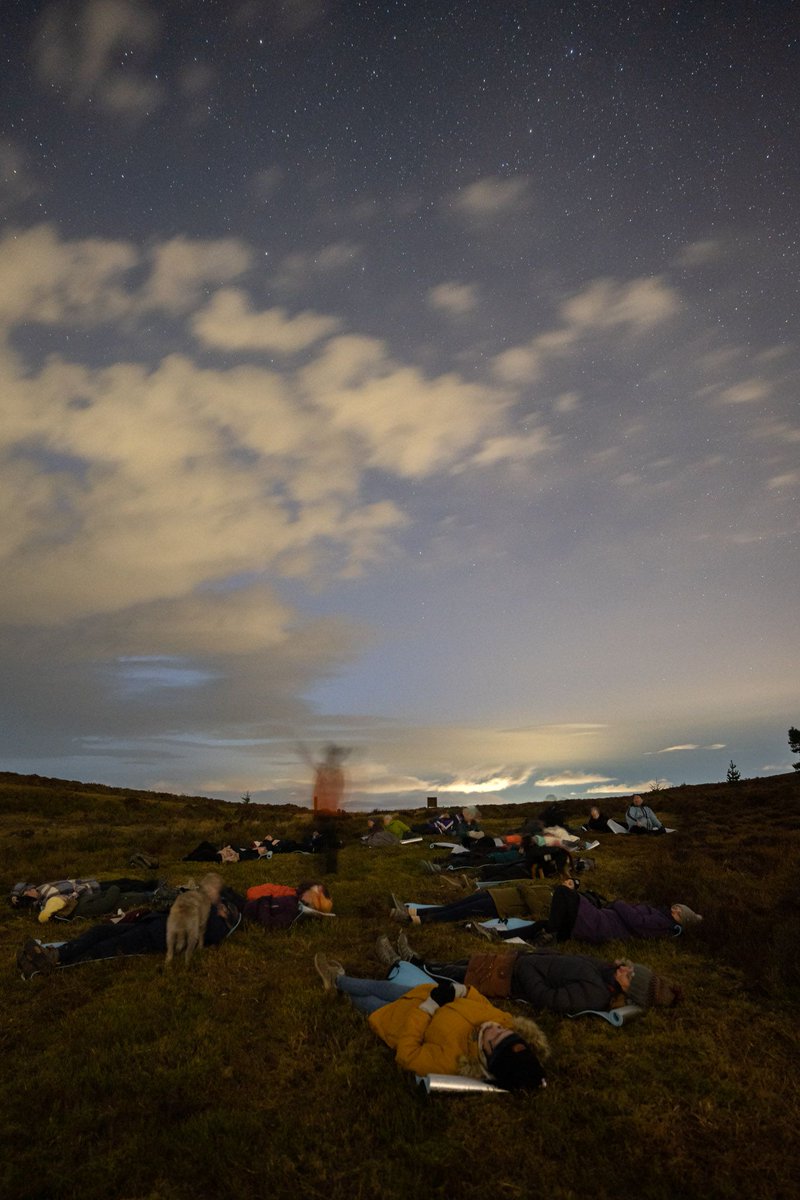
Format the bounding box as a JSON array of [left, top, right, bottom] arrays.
[[375, 936, 399, 968], [469, 922, 502, 943], [530, 929, 556, 948], [17, 938, 58, 979], [396, 930, 419, 961], [314, 952, 344, 992]]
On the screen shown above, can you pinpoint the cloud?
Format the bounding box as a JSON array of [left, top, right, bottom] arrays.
[[35, 0, 165, 119], [468, 427, 554, 468], [427, 282, 479, 316], [298, 335, 511, 477], [492, 276, 680, 385], [0, 226, 254, 329], [653, 742, 727, 754], [192, 289, 340, 353], [559, 276, 681, 331], [673, 239, 722, 268], [718, 378, 771, 404], [141, 237, 252, 314], [534, 772, 616, 787], [766, 471, 800, 491], [586, 781, 669, 795], [451, 175, 531, 219], [275, 241, 362, 289], [0, 224, 137, 330]]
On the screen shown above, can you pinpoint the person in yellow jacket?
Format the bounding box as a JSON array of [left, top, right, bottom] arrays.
[[314, 953, 548, 1091]]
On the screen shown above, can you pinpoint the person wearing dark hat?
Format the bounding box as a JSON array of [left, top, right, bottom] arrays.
[[379, 936, 682, 1016], [314, 953, 548, 1091]]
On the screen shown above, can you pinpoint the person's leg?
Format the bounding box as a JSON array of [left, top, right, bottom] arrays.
[[58, 915, 168, 964], [56, 923, 131, 965], [417, 893, 496, 923], [101, 879, 159, 892], [546, 885, 580, 940], [413, 959, 470, 983], [335, 975, 411, 1014], [75, 886, 123, 918]]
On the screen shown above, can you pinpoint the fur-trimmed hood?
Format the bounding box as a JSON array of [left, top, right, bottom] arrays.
[[368, 984, 550, 1082]]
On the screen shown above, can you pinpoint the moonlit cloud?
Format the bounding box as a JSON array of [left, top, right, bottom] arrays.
[[427, 282, 480, 316], [451, 175, 531, 218], [35, 0, 164, 119], [192, 289, 340, 353]]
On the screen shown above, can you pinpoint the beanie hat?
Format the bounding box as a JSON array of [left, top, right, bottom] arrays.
[[628, 964, 683, 1009], [488, 1035, 546, 1091], [672, 904, 703, 927], [300, 884, 334, 913]]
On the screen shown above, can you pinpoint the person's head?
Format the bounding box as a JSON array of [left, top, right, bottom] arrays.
[[624, 962, 683, 1008], [462, 806, 480, 821], [632, 795, 644, 806], [299, 882, 333, 913], [382, 814, 395, 825], [613, 958, 636, 992], [590, 806, 601, 819], [478, 1022, 546, 1091], [670, 903, 703, 927], [10, 885, 37, 908]]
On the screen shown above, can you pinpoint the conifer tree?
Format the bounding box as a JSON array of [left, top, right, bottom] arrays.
[[726, 760, 740, 783], [789, 727, 800, 770]]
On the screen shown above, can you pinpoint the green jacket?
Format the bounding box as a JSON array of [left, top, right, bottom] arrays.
[[486, 880, 544, 919]]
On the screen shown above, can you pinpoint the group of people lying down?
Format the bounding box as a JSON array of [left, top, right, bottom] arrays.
[[11, 796, 693, 1094], [14, 879, 334, 977], [313, 927, 684, 1092]]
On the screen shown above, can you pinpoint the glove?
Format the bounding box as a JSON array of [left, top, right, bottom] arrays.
[[430, 981, 457, 1006]]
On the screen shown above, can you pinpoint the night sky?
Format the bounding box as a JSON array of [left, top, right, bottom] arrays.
[[1, 0, 797, 808]]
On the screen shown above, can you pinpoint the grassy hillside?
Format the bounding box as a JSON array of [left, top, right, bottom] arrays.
[[2, 771, 799, 1200]]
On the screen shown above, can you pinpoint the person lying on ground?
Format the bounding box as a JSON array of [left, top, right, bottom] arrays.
[[244, 881, 333, 930], [423, 833, 574, 881], [410, 811, 458, 836], [182, 831, 322, 863], [479, 881, 703, 946], [625, 795, 665, 834], [378, 934, 683, 1015], [10, 877, 162, 922], [390, 878, 555, 926], [16, 888, 241, 978], [313, 951, 548, 1091]]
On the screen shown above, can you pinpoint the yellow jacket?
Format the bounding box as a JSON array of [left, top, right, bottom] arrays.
[[368, 984, 518, 1078]]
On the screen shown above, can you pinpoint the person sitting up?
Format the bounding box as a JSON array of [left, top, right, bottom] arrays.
[[362, 817, 402, 847], [455, 806, 487, 846], [16, 887, 241, 978], [482, 881, 703, 946], [625, 795, 665, 834], [380, 935, 683, 1015], [244, 881, 333, 930], [383, 814, 413, 840], [581, 806, 613, 834], [313, 951, 548, 1092]]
